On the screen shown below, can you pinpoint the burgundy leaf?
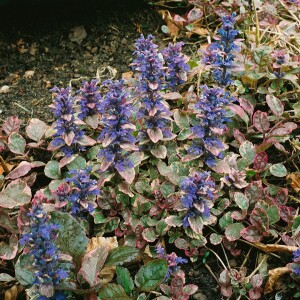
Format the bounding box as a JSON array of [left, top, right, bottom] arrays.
[[240, 226, 262, 243], [253, 111, 270, 133], [279, 205, 296, 224], [249, 207, 269, 232], [245, 181, 263, 205], [2, 116, 20, 135], [239, 98, 254, 117], [253, 152, 268, 171], [233, 128, 246, 145], [274, 188, 288, 205]]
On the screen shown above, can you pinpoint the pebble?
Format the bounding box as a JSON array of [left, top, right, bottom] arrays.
[[193, 292, 207, 300], [0, 85, 10, 94]]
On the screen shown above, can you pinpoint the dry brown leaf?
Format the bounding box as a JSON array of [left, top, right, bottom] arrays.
[[87, 236, 118, 252], [264, 267, 291, 294], [254, 242, 298, 253], [0, 163, 14, 175], [189, 26, 209, 36], [287, 173, 300, 193], [122, 71, 133, 81], [99, 266, 116, 284], [158, 10, 181, 37]]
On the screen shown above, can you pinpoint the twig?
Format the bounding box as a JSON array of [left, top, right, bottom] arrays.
[[0, 155, 9, 173], [205, 246, 228, 270], [204, 263, 219, 283]]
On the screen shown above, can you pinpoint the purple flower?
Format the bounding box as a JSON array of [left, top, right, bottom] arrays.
[[180, 172, 215, 228], [97, 79, 137, 173], [66, 167, 100, 217], [292, 248, 300, 275], [20, 192, 68, 298], [202, 13, 239, 86], [77, 79, 102, 119], [186, 85, 232, 166], [156, 245, 188, 278], [161, 42, 190, 90], [50, 87, 85, 156], [132, 35, 173, 143]]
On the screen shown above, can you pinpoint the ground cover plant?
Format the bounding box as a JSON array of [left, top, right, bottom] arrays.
[[0, 1, 300, 299]]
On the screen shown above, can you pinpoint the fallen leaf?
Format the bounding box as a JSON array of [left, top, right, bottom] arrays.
[[122, 71, 133, 81], [87, 236, 118, 252], [264, 267, 291, 293], [158, 10, 181, 37], [287, 173, 300, 193], [0, 163, 14, 176], [254, 243, 298, 253]]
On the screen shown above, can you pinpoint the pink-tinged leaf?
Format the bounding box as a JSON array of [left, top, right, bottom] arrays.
[[149, 107, 157, 117], [78, 135, 96, 146], [62, 131, 75, 146], [173, 14, 187, 22], [161, 92, 182, 100], [6, 161, 32, 179], [59, 155, 77, 168], [142, 228, 158, 242], [102, 133, 115, 147], [147, 128, 163, 143], [0, 211, 19, 233], [97, 172, 115, 188], [27, 140, 44, 148], [274, 188, 288, 205], [0, 179, 31, 208], [269, 127, 293, 136], [266, 95, 284, 117], [120, 143, 139, 151], [239, 98, 254, 117], [249, 288, 262, 300], [221, 286, 233, 297], [160, 284, 171, 296], [253, 152, 268, 171], [188, 215, 203, 234], [30, 161, 45, 168], [26, 118, 48, 142], [225, 223, 245, 241], [85, 115, 99, 129], [250, 207, 269, 232], [78, 246, 109, 287], [253, 111, 270, 133], [240, 226, 262, 242], [148, 82, 159, 90], [181, 153, 201, 162], [8, 132, 26, 155], [174, 109, 189, 129], [0, 234, 18, 260], [213, 6, 229, 17], [47, 139, 64, 151], [182, 284, 198, 295], [280, 205, 296, 224], [150, 145, 167, 159], [2, 116, 20, 135], [128, 152, 144, 167], [231, 210, 247, 221], [118, 182, 134, 197], [245, 181, 262, 205], [233, 128, 246, 145], [219, 270, 230, 285], [117, 166, 135, 184], [210, 233, 223, 245], [283, 122, 297, 131], [209, 159, 231, 174], [250, 274, 263, 288], [228, 104, 249, 124], [100, 157, 114, 172], [174, 238, 189, 250], [274, 142, 288, 154], [187, 7, 203, 22], [234, 192, 249, 210], [165, 216, 183, 227], [204, 141, 224, 156]]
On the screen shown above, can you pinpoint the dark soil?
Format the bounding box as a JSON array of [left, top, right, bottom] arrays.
[[0, 0, 165, 120]]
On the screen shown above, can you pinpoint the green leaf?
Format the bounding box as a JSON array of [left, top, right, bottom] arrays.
[[15, 254, 35, 286], [0, 179, 31, 209], [67, 155, 86, 170], [150, 145, 167, 159], [116, 266, 134, 295], [266, 206, 280, 225], [210, 233, 223, 245], [177, 128, 192, 140], [266, 95, 284, 117], [0, 234, 18, 260], [156, 220, 169, 236], [160, 181, 175, 198], [105, 246, 139, 267], [26, 118, 48, 141], [293, 101, 300, 118], [135, 259, 168, 292], [225, 223, 245, 242], [98, 284, 131, 300], [239, 141, 256, 164], [8, 132, 26, 154], [0, 273, 15, 282], [219, 212, 233, 230], [234, 192, 249, 210], [50, 212, 88, 264], [270, 163, 287, 177], [173, 109, 190, 129], [44, 160, 60, 179]]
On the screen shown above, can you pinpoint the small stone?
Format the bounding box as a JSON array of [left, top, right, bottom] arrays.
[[193, 292, 207, 300], [0, 85, 10, 94]]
